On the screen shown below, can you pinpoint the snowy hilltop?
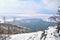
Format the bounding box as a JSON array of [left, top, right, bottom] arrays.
[[7, 26, 60, 40]]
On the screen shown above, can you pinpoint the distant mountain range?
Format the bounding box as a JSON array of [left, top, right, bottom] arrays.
[[8, 18, 56, 31], [48, 16, 58, 21]]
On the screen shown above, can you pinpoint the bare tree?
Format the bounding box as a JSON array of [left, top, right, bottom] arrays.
[[36, 24, 40, 32], [13, 17, 16, 23], [3, 16, 6, 23]]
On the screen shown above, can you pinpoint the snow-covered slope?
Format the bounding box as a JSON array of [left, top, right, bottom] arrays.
[[9, 31, 42, 40], [8, 26, 60, 40]]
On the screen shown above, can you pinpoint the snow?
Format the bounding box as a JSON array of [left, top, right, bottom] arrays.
[[7, 26, 60, 40], [9, 31, 42, 40]]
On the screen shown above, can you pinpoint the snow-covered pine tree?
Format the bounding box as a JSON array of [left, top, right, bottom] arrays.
[[56, 6, 60, 33]]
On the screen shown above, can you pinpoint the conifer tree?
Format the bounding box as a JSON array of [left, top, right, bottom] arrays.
[[57, 6, 60, 33]]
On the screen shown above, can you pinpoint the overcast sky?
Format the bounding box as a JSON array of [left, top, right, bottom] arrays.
[[0, 0, 60, 18]]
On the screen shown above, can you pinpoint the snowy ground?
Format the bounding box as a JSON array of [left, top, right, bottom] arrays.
[[9, 31, 42, 40], [6, 26, 60, 40]]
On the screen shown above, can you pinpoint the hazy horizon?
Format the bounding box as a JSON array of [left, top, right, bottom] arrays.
[[0, 0, 60, 19]]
